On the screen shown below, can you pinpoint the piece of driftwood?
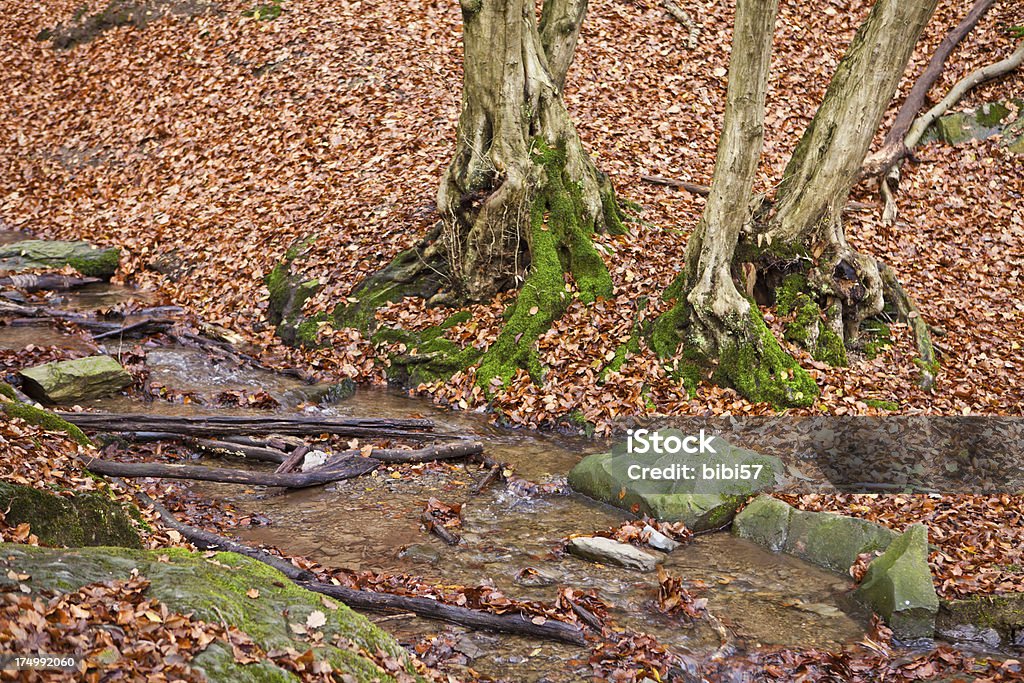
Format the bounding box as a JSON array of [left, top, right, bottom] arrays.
[[641, 175, 711, 195], [188, 437, 290, 464], [421, 510, 461, 546], [0, 273, 101, 292], [56, 411, 440, 439], [92, 318, 175, 340], [361, 441, 483, 463], [83, 455, 379, 488], [127, 487, 586, 646], [303, 583, 586, 646]]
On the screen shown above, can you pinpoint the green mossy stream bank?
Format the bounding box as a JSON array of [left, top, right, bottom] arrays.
[[0, 544, 428, 683]]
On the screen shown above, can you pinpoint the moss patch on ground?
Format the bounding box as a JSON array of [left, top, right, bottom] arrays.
[[0, 400, 92, 447], [373, 311, 481, 386], [0, 482, 141, 548], [0, 544, 429, 683]]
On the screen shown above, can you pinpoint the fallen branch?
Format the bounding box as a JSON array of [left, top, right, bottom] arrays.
[[187, 437, 290, 464], [127, 486, 586, 646], [421, 510, 461, 546], [363, 441, 483, 463], [661, 0, 699, 49], [473, 464, 502, 495], [0, 273, 101, 292], [303, 583, 586, 646], [131, 485, 316, 581], [275, 445, 311, 474], [82, 455, 379, 488], [57, 411, 441, 440], [863, 0, 997, 179], [878, 260, 937, 390], [641, 175, 710, 195], [92, 318, 175, 340]]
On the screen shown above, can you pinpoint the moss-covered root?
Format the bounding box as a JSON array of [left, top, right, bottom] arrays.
[[715, 309, 819, 409], [476, 140, 614, 388], [1, 399, 93, 447]]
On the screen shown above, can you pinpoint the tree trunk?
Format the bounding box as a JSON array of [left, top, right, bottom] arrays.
[[758, 0, 938, 343], [653, 0, 815, 407]]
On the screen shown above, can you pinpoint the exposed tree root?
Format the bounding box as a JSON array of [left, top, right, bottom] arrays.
[[877, 261, 938, 390]]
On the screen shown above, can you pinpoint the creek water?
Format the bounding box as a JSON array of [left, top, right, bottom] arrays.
[[2, 282, 874, 681]]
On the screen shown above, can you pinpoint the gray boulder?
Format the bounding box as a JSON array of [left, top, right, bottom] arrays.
[[732, 494, 792, 551], [568, 434, 782, 531], [855, 524, 939, 640], [19, 355, 132, 403], [566, 536, 662, 572], [0, 239, 119, 278]]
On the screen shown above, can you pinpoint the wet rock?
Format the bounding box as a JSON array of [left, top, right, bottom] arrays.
[[19, 355, 132, 403], [732, 495, 792, 551], [937, 592, 1024, 649], [0, 239, 119, 278], [514, 566, 560, 587], [643, 524, 680, 552], [300, 450, 329, 472], [734, 495, 896, 573], [398, 544, 442, 565], [0, 482, 141, 548], [568, 435, 782, 531], [855, 524, 939, 640], [566, 536, 662, 572], [936, 623, 1001, 649], [1, 543, 429, 682]]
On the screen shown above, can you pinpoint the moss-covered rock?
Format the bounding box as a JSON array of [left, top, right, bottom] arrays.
[[0, 544, 429, 682], [937, 593, 1024, 648], [568, 435, 782, 531], [0, 240, 120, 278], [264, 238, 327, 347], [855, 524, 939, 640], [734, 495, 897, 574], [923, 99, 1024, 147], [18, 355, 132, 404], [0, 400, 92, 446], [0, 482, 141, 548]]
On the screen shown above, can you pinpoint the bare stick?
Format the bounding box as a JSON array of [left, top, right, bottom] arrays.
[[641, 175, 711, 195], [83, 455, 378, 488], [661, 0, 700, 49], [275, 445, 311, 474], [421, 510, 461, 546], [187, 437, 290, 464]]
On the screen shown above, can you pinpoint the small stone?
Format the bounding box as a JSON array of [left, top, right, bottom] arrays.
[[643, 525, 680, 552], [300, 450, 329, 472], [566, 536, 662, 572]]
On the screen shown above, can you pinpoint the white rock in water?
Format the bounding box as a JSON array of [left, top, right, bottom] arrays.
[[643, 525, 681, 552], [567, 536, 662, 572], [300, 450, 330, 472]]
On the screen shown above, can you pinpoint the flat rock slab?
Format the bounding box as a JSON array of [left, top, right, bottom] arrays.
[[19, 355, 132, 403], [567, 536, 662, 572], [938, 593, 1024, 649], [568, 434, 782, 531], [0, 239, 120, 278]]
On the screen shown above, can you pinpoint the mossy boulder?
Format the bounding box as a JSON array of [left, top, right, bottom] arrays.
[[0, 544, 429, 682], [923, 99, 1024, 151], [733, 495, 897, 574], [855, 524, 938, 640], [19, 355, 132, 404], [937, 593, 1024, 648], [0, 239, 120, 278], [0, 482, 141, 548], [568, 435, 782, 531]]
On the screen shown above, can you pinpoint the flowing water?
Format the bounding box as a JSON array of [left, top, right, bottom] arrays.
[[1, 283, 874, 681]]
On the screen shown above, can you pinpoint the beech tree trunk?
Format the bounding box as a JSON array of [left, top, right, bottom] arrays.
[[654, 0, 939, 406], [760, 0, 938, 339]]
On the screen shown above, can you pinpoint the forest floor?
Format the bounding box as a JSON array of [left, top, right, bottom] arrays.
[[3, 0, 1024, 680], [1, 0, 1023, 432]]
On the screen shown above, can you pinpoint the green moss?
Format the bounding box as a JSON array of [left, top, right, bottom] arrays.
[[599, 300, 646, 381], [243, 1, 283, 20], [67, 248, 120, 278], [374, 315, 482, 387], [0, 382, 16, 400], [0, 483, 141, 548], [476, 138, 613, 388], [715, 308, 818, 408], [1, 401, 92, 447], [783, 295, 819, 345], [599, 186, 629, 236], [862, 319, 894, 359], [775, 273, 809, 316], [814, 327, 848, 366], [864, 398, 899, 411]]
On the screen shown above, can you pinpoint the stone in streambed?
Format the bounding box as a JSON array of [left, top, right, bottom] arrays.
[[643, 524, 681, 552], [18, 355, 132, 403], [0, 239, 120, 278], [567, 536, 662, 572], [568, 433, 782, 531], [855, 524, 939, 640]]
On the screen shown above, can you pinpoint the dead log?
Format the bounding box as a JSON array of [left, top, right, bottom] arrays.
[[641, 175, 711, 195], [82, 455, 378, 488], [221, 434, 305, 452], [132, 486, 316, 581], [126, 487, 586, 646], [0, 273, 101, 292], [275, 445, 311, 474], [56, 411, 442, 440], [187, 437, 290, 464], [92, 318, 175, 340], [303, 583, 586, 646], [362, 441, 483, 463], [421, 510, 461, 546]]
